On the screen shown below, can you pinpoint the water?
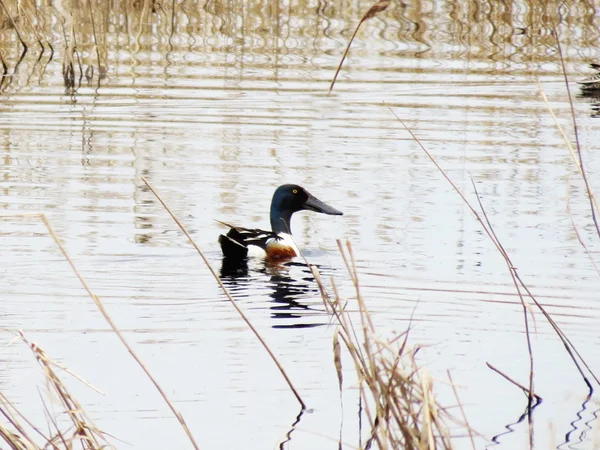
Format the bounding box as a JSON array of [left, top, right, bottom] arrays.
[[1, 0, 600, 448]]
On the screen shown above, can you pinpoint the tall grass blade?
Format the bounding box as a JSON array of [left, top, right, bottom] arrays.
[[328, 0, 390, 94], [553, 28, 600, 241], [389, 107, 598, 392]]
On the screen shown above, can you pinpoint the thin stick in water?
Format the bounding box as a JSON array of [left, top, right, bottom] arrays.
[[37, 214, 201, 450], [141, 176, 307, 410]]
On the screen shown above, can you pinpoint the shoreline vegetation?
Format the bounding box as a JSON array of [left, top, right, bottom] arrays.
[[1, 0, 599, 449]]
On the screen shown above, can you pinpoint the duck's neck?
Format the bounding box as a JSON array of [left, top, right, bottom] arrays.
[[270, 207, 293, 234]]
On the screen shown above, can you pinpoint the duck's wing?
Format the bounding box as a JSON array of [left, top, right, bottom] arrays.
[[217, 222, 279, 259]]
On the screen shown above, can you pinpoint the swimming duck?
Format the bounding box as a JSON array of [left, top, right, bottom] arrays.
[[218, 184, 343, 261], [579, 63, 600, 91]]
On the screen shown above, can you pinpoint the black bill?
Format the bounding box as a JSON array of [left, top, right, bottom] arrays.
[[304, 194, 343, 216]]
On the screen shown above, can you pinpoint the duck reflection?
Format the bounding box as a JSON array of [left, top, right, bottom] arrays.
[[488, 394, 542, 448], [578, 91, 600, 118], [220, 258, 330, 329]]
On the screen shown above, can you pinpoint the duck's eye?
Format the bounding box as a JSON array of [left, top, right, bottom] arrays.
[[292, 189, 298, 194]]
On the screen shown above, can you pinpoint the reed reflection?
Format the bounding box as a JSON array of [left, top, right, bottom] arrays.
[[487, 395, 542, 448], [220, 258, 329, 329], [1, 0, 600, 93], [557, 394, 599, 449], [277, 407, 305, 450]]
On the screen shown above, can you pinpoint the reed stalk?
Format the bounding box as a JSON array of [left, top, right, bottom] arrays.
[[141, 176, 307, 410]]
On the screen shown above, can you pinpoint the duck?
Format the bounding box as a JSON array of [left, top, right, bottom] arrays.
[[578, 63, 600, 91], [218, 184, 343, 262]]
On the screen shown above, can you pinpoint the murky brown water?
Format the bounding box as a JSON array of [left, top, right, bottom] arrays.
[[1, 0, 600, 448]]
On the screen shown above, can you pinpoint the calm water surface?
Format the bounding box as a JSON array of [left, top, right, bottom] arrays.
[[1, 0, 600, 448]]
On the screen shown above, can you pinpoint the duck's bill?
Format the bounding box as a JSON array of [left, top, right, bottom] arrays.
[[304, 195, 343, 216]]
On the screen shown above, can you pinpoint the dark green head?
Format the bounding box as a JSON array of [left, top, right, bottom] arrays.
[[270, 184, 343, 234]]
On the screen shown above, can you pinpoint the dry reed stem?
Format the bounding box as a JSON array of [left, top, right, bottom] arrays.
[[553, 29, 600, 241], [134, 0, 150, 51], [32, 213, 201, 450], [328, 0, 390, 94], [566, 198, 600, 276], [60, 18, 75, 89], [0, 392, 41, 449], [389, 107, 599, 391], [14, 2, 44, 53], [37, 391, 66, 450], [333, 329, 343, 393], [141, 176, 307, 410], [86, 0, 102, 79], [486, 363, 542, 404], [538, 82, 600, 275], [537, 84, 600, 215], [446, 371, 476, 450], [470, 180, 536, 439], [390, 103, 537, 435]]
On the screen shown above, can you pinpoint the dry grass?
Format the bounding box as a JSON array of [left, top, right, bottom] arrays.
[[0, 188, 460, 450], [313, 241, 456, 449], [0, 331, 113, 450]]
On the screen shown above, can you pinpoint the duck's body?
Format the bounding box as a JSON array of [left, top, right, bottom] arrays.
[[218, 223, 300, 261], [218, 184, 342, 262], [579, 63, 600, 91]]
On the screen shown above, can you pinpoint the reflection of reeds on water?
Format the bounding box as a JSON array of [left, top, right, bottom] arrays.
[[0, 0, 599, 92]]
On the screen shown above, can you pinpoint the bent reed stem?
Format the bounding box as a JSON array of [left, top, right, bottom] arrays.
[[389, 108, 597, 394], [141, 176, 307, 411], [37, 213, 201, 450]]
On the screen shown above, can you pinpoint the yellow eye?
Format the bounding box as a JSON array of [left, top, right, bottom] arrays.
[[292, 189, 298, 194]]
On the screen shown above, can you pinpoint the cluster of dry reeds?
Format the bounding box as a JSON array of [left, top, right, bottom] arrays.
[[315, 243, 455, 449], [0, 332, 112, 450]]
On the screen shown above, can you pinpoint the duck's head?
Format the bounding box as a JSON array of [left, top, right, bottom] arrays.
[[270, 184, 343, 234]]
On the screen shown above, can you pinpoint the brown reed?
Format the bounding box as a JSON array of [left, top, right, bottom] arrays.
[[328, 0, 390, 94], [0, 331, 112, 450]]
